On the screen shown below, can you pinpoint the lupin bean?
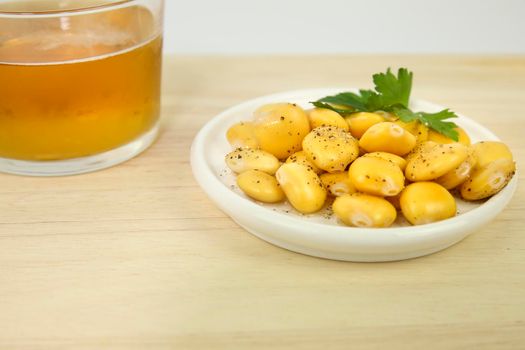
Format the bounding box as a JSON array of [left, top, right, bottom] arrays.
[[471, 141, 513, 169], [302, 126, 359, 173], [308, 108, 349, 131], [253, 103, 310, 159], [405, 141, 468, 181], [359, 122, 417, 156], [345, 112, 385, 139], [460, 159, 516, 200], [225, 148, 280, 175], [275, 163, 327, 214], [237, 170, 285, 203], [348, 156, 405, 197], [333, 193, 397, 228], [226, 121, 258, 149], [400, 182, 456, 225]]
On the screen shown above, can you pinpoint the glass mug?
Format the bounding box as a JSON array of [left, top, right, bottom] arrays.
[[0, 0, 164, 175]]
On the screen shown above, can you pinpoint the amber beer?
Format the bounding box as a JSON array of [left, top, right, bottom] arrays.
[[0, 1, 162, 161]]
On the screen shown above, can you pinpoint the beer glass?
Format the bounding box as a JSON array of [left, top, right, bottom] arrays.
[[0, 0, 164, 175]]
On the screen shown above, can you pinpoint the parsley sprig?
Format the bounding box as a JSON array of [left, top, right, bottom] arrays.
[[311, 68, 459, 141]]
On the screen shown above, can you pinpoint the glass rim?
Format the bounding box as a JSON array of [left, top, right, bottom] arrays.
[[0, 0, 137, 16]]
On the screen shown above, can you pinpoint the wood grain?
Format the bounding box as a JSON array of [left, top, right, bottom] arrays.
[[1, 56, 524, 349]]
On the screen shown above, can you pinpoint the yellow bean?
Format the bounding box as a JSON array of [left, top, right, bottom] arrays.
[[460, 159, 516, 200], [308, 108, 349, 131], [320, 172, 356, 197], [237, 170, 285, 203], [359, 122, 417, 156], [226, 121, 258, 149], [253, 103, 310, 159], [276, 163, 327, 214], [404, 141, 437, 163], [435, 148, 477, 189], [394, 120, 429, 143], [428, 127, 471, 146], [374, 110, 398, 121], [225, 148, 280, 175], [348, 156, 405, 197], [345, 112, 385, 139], [400, 182, 456, 225], [302, 126, 359, 173], [405, 141, 468, 181], [333, 193, 397, 228], [471, 141, 514, 169], [285, 151, 323, 174], [362, 151, 407, 171]]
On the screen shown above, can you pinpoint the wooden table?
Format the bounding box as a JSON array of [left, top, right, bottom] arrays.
[[1, 56, 524, 349]]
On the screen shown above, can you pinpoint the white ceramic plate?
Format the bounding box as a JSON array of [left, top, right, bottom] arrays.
[[191, 89, 518, 262]]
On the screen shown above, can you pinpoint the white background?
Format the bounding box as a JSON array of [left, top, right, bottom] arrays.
[[163, 0, 525, 55]]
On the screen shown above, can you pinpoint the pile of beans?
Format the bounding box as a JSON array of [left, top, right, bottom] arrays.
[[224, 103, 515, 228]]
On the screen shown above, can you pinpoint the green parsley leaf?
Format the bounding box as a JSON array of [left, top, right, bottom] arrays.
[[311, 101, 355, 115], [314, 92, 369, 111], [419, 109, 459, 141], [311, 67, 460, 141], [312, 68, 412, 112], [372, 68, 413, 108], [391, 107, 419, 122], [393, 107, 460, 141]]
